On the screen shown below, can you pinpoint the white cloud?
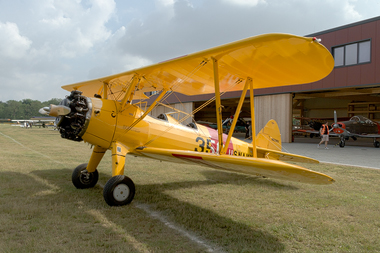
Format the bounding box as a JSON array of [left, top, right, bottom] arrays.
[[157, 0, 175, 6], [223, 0, 266, 7], [35, 0, 116, 58], [343, 1, 362, 20], [0, 22, 32, 59], [0, 0, 378, 101]]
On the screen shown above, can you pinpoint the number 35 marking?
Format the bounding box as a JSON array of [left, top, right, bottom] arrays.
[[195, 137, 212, 152]]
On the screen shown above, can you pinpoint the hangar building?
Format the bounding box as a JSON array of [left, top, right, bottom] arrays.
[[149, 16, 380, 143]]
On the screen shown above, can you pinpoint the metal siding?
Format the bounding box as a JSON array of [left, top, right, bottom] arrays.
[[375, 21, 380, 82], [347, 25, 362, 41], [346, 66, 361, 86], [255, 94, 292, 143]]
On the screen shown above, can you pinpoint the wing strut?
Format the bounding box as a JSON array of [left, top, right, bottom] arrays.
[[103, 82, 108, 99], [249, 78, 257, 158], [221, 78, 250, 155], [123, 88, 168, 134], [212, 57, 224, 154], [120, 75, 140, 111]]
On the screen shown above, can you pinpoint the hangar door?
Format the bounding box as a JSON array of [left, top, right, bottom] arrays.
[[254, 93, 292, 143]]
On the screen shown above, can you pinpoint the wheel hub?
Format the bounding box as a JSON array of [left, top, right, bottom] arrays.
[[80, 170, 92, 184], [113, 184, 130, 202]]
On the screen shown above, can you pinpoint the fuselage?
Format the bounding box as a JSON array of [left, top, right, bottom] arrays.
[[333, 115, 380, 135], [58, 95, 253, 158]]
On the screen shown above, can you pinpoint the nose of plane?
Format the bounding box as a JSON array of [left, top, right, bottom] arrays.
[[333, 122, 345, 134]]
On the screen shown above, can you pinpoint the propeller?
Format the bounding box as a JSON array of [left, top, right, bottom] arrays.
[[39, 104, 71, 117], [333, 110, 339, 129], [38, 107, 50, 115]]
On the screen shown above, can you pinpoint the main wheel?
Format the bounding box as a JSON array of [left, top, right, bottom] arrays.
[[72, 163, 99, 189], [374, 141, 380, 148], [103, 175, 135, 206], [339, 140, 345, 148]]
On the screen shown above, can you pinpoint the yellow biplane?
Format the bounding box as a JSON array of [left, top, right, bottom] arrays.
[[41, 33, 335, 206]]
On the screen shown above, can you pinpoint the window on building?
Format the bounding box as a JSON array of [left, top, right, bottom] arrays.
[[332, 40, 371, 67]]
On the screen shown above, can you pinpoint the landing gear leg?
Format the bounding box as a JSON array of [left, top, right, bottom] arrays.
[[72, 146, 107, 188], [339, 136, 345, 148], [72, 163, 99, 189], [103, 142, 135, 206]]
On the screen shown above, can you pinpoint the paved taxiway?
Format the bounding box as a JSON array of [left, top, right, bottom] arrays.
[[238, 134, 379, 169], [283, 138, 379, 169]]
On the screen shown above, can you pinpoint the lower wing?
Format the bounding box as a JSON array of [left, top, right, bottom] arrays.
[[353, 133, 380, 138], [133, 147, 334, 185]]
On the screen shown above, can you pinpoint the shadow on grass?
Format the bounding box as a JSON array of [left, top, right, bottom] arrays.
[[1, 168, 288, 252], [200, 170, 299, 190]]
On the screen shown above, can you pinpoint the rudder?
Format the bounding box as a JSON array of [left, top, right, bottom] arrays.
[[256, 119, 282, 151]]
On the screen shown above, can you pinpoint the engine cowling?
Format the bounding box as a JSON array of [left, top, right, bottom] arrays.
[[55, 90, 117, 149], [57, 90, 91, 142]]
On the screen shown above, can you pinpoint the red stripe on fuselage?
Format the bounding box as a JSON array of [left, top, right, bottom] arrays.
[[172, 154, 203, 160], [206, 127, 234, 155]]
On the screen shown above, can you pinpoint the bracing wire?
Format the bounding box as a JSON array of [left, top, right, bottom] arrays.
[[143, 78, 244, 147], [120, 60, 209, 136]]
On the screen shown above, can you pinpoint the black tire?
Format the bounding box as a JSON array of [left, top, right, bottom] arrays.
[[374, 141, 380, 148], [103, 175, 135, 206], [339, 141, 345, 148], [72, 163, 99, 189]]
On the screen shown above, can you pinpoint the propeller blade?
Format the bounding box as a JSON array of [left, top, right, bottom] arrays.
[[48, 104, 71, 117], [38, 107, 50, 115], [39, 104, 71, 117], [333, 110, 339, 128]]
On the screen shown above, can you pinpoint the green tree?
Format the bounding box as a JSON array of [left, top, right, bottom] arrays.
[[6, 100, 20, 119], [0, 98, 62, 119]]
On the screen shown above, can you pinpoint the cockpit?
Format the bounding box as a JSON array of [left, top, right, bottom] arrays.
[[156, 112, 198, 130], [349, 115, 375, 125]]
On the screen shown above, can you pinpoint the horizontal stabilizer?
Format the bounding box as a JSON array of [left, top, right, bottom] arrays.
[[133, 147, 334, 185], [256, 147, 319, 164]]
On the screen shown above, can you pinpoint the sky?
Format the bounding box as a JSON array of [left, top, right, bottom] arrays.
[[0, 0, 379, 102]]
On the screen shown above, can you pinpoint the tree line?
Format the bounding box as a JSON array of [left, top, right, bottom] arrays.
[[0, 98, 62, 120]]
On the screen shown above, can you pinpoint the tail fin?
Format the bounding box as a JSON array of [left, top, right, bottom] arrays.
[[256, 119, 282, 151]]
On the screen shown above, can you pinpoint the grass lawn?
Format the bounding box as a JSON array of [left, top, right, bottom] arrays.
[[1, 124, 380, 252]]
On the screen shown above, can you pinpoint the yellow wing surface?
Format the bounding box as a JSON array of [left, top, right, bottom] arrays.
[[133, 147, 334, 185], [62, 33, 334, 99]]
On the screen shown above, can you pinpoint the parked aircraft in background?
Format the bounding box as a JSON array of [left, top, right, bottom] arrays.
[[11, 117, 56, 128], [40, 33, 335, 206], [293, 116, 350, 138], [293, 112, 380, 148], [331, 111, 380, 148]]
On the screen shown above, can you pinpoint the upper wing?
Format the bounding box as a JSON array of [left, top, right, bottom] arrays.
[[132, 147, 334, 185], [62, 33, 334, 100]]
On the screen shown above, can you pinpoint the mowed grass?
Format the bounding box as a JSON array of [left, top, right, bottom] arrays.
[[1, 124, 380, 253]]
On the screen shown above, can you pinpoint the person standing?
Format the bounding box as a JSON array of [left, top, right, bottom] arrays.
[[245, 121, 251, 139], [318, 122, 330, 149]]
